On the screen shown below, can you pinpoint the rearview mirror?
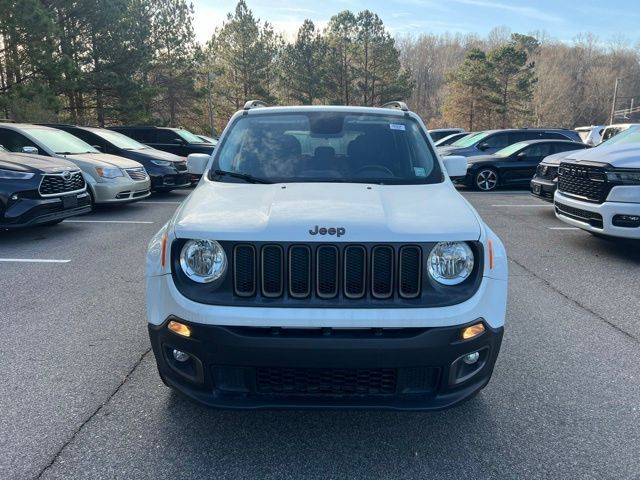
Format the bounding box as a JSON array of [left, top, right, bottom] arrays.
[[442, 155, 467, 178], [187, 153, 210, 175], [22, 146, 38, 154]]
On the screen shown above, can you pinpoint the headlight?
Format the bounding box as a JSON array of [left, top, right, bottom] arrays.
[[606, 170, 640, 184], [95, 167, 124, 178], [427, 241, 474, 285], [0, 168, 35, 180], [180, 239, 227, 283], [151, 160, 172, 167]]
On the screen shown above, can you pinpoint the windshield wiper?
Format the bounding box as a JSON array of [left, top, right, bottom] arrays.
[[212, 169, 271, 184]]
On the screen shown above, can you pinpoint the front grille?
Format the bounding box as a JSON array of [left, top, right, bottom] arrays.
[[558, 162, 609, 203], [233, 243, 424, 301], [39, 171, 85, 196], [536, 164, 558, 180], [126, 167, 148, 181], [256, 367, 397, 396], [556, 202, 604, 229]]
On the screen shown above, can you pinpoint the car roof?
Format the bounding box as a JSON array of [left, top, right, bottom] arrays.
[[243, 105, 408, 117], [516, 139, 581, 145], [0, 122, 60, 131]]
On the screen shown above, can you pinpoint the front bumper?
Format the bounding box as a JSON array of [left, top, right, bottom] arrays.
[[91, 177, 151, 204], [149, 317, 503, 410], [555, 191, 640, 239], [150, 172, 191, 190], [530, 176, 556, 202], [1, 191, 91, 229]]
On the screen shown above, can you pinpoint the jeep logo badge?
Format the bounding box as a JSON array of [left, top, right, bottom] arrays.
[[309, 225, 346, 237]]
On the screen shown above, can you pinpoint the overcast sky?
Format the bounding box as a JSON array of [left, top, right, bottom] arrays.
[[191, 0, 640, 45]]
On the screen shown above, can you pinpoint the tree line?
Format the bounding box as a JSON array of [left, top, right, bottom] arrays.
[[1, 0, 638, 135]]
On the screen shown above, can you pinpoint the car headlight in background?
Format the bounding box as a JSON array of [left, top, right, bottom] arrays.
[[0, 168, 35, 180], [427, 241, 474, 285], [606, 170, 640, 185], [180, 239, 227, 283], [151, 160, 172, 167], [95, 167, 124, 178]]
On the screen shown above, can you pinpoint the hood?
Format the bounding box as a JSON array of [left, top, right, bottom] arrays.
[[64, 152, 145, 169], [173, 182, 482, 242], [0, 151, 78, 173], [561, 143, 640, 168], [539, 150, 574, 166], [438, 145, 476, 157], [130, 148, 186, 162], [465, 155, 496, 165]]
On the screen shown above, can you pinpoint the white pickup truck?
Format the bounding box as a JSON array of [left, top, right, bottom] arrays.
[[145, 102, 508, 410]]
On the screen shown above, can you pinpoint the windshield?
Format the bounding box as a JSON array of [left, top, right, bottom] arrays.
[[494, 142, 528, 157], [0, 145, 6, 152], [451, 131, 489, 148], [212, 112, 442, 184], [176, 129, 206, 144], [600, 126, 640, 146], [28, 128, 98, 155], [91, 129, 149, 150]]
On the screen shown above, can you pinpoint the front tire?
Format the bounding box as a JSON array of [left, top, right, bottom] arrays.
[[475, 168, 499, 191]]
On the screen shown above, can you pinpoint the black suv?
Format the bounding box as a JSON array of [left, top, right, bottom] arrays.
[[438, 128, 582, 157], [41, 125, 191, 192], [108, 126, 216, 157]]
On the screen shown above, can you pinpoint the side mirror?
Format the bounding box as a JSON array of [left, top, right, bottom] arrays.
[[187, 153, 210, 175], [92, 145, 103, 151], [517, 151, 526, 158], [477, 142, 490, 151], [173, 138, 185, 145], [442, 155, 467, 178], [22, 146, 38, 154]]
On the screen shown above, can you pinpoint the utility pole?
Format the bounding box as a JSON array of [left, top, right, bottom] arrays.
[[609, 77, 620, 125], [207, 71, 216, 138]]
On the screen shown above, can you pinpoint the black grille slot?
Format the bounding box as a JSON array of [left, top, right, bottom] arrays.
[[233, 245, 256, 296], [126, 167, 147, 181], [555, 202, 604, 229], [316, 245, 339, 298], [399, 246, 421, 298], [256, 367, 397, 396], [175, 161, 188, 171], [371, 246, 394, 299], [39, 172, 85, 196], [261, 245, 283, 297], [558, 163, 609, 203], [344, 246, 366, 298], [289, 246, 311, 298]]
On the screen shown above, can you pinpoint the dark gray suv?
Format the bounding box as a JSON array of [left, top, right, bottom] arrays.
[[438, 129, 582, 157]]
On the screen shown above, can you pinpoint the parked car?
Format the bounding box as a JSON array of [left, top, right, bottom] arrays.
[[145, 101, 508, 410], [438, 128, 582, 157], [599, 123, 640, 143], [575, 125, 604, 146], [462, 139, 587, 191], [42, 124, 190, 192], [109, 126, 216, 158], [0, 123, 151, 205], [0, 146, 91, 228], [555, 139, 640, 239], [197, 135, 218, 145], [532, 125, 640, 202], [434, 132, 475, 147], [429, 128, 465, 142]]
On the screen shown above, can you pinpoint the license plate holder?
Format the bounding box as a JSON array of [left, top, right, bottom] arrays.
[[62, 195, 78, 208]]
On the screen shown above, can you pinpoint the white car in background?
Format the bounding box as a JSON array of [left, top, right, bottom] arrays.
[[575, 125, 604, 146]]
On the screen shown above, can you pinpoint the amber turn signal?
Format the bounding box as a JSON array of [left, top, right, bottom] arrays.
[[168, 320, 191, 337], [461, 322, 485, 340]]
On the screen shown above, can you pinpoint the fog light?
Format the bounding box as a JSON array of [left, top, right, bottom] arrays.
[[167, 320, 191, 337], [10, 194, 19, 200], [463, 352, 480, 365], [172, 349, 190, 362], [461, 322, 485, 340], [612, 214, 640, 228]]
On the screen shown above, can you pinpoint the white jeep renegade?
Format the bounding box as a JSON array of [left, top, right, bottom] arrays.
[[146, 102, 508, 410]]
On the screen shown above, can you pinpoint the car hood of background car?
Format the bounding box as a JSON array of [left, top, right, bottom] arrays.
[[465, 155, 497, 165], [538, 150, 573, 166], [172, 181, 482, 242], [0, 151, 78, 173], [128, 148, 186, 163], [65, 152, 144, 169], [438, 146, 476, 157], [560, 143, 640, 168]]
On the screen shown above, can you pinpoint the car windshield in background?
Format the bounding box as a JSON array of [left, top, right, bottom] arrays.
[[213, 112, 442, 184], [494, 142, 528, 157], [92, 129, 149, 150], [451, 131, 488, 147], [601, 126, 640, 145], [176, 129, 206, 144], [28, 128, 98, 155]]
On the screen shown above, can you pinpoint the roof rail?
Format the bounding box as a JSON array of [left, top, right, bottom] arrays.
[[381, 101, 409, 112], [243, 100, 268, 110]]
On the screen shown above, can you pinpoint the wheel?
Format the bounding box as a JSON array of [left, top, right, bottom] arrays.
[[475, 168, 499, 191]]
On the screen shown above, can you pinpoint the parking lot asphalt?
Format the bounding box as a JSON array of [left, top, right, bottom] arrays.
[[1, 188, 639, 480]]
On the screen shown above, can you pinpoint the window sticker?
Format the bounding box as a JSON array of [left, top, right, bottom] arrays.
[[414, 167, 426, 177], [389, 123, 406, 131]]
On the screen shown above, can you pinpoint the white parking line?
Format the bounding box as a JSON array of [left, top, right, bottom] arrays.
[[549, 227, 580, 230], [137, 201, 182, 205], [0, 258, 71, 263], [64, 220, 154, 224], [491, 204, 553, 207]]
